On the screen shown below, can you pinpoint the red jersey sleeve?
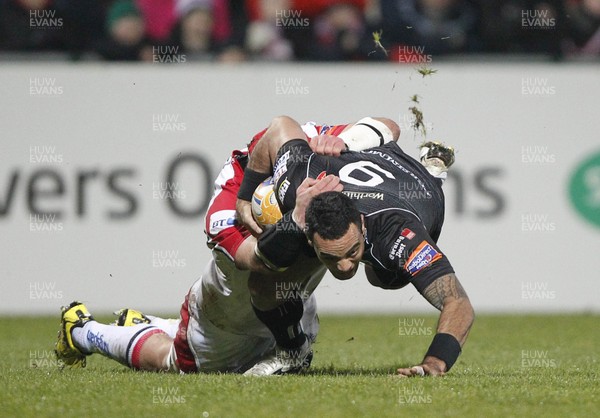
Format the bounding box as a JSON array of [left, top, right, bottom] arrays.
[[204, 152, 251, 260]]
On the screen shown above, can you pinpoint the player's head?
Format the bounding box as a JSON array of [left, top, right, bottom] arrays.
[[305, 192, 365, 280]]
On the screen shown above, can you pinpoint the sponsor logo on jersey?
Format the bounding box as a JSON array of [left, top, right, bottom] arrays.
[[342, 191, 384, 200], [316, 171, 327, 180], [401, 228, 416, 240], [209, 210, 237, 235], [405, 240, 442, 276], [273, 150, 290, 184], [278, 179, 291, 202], [389, 235, 406, 260], [319, 125, 331, 134]]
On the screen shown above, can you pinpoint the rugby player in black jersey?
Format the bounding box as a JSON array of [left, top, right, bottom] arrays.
[[237, 116, 474, 377]]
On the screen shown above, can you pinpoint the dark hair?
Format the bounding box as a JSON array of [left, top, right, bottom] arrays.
[[305, 192, 361, 240]]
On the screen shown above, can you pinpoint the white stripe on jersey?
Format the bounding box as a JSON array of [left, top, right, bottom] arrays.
[[306, 153, 315, 179], [364, 207, 422, 224], [368, 245, 388, 270]]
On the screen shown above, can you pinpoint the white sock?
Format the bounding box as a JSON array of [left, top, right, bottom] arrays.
[[71, 321, 165, 368], [146, 315, 180, 339]]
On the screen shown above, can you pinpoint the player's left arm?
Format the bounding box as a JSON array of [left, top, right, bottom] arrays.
[[237, 115, 401, 235], [236, 116, 308, 236], [397, 273, 474, 377], [338, 117, 400, 150], [309, 117, 400, 156]]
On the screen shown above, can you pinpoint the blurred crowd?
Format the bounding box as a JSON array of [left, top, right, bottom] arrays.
[[0, 0, 598, 61]]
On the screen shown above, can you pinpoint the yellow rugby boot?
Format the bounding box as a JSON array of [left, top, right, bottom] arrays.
[[54, 301, 94, 368], [112, 308, 151, 327]]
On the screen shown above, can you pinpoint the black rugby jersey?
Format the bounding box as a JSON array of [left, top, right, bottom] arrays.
[[273, 140, 455, 292]]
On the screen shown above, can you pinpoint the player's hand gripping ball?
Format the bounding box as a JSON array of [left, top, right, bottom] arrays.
[[251, 177, 283, 227]]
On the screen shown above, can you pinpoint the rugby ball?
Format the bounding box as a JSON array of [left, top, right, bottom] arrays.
[[252, 177, 283, 227]]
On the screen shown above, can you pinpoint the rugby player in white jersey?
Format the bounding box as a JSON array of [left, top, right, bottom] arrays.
[[55, 116, 404, 373]]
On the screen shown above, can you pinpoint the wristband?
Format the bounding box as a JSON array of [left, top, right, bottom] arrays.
[[425, 333, 461, 371], [237, 168, 270, 201]]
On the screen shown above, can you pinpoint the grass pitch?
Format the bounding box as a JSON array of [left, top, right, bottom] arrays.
[[0, 314, 597, 418]]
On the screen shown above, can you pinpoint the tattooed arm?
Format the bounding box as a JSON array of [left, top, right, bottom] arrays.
[[422, 273, 474, 346], [397, 273, 474, 377]]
